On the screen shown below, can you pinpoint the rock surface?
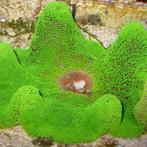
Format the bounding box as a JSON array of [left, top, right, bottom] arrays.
[[1, 0, 147, 48], [0, 126, 147, 147]]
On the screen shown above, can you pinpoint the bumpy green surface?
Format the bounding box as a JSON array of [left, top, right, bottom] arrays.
[[0, 43, 27, 127], [134, 81, 147, 129], [93, 22, 147, 137], [0, 2, 147, 144]]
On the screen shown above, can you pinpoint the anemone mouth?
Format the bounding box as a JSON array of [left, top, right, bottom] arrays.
[[58, 71, 93, 95]]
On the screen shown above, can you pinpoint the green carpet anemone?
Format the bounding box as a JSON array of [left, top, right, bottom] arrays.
[[0, 2, 147, 144]]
